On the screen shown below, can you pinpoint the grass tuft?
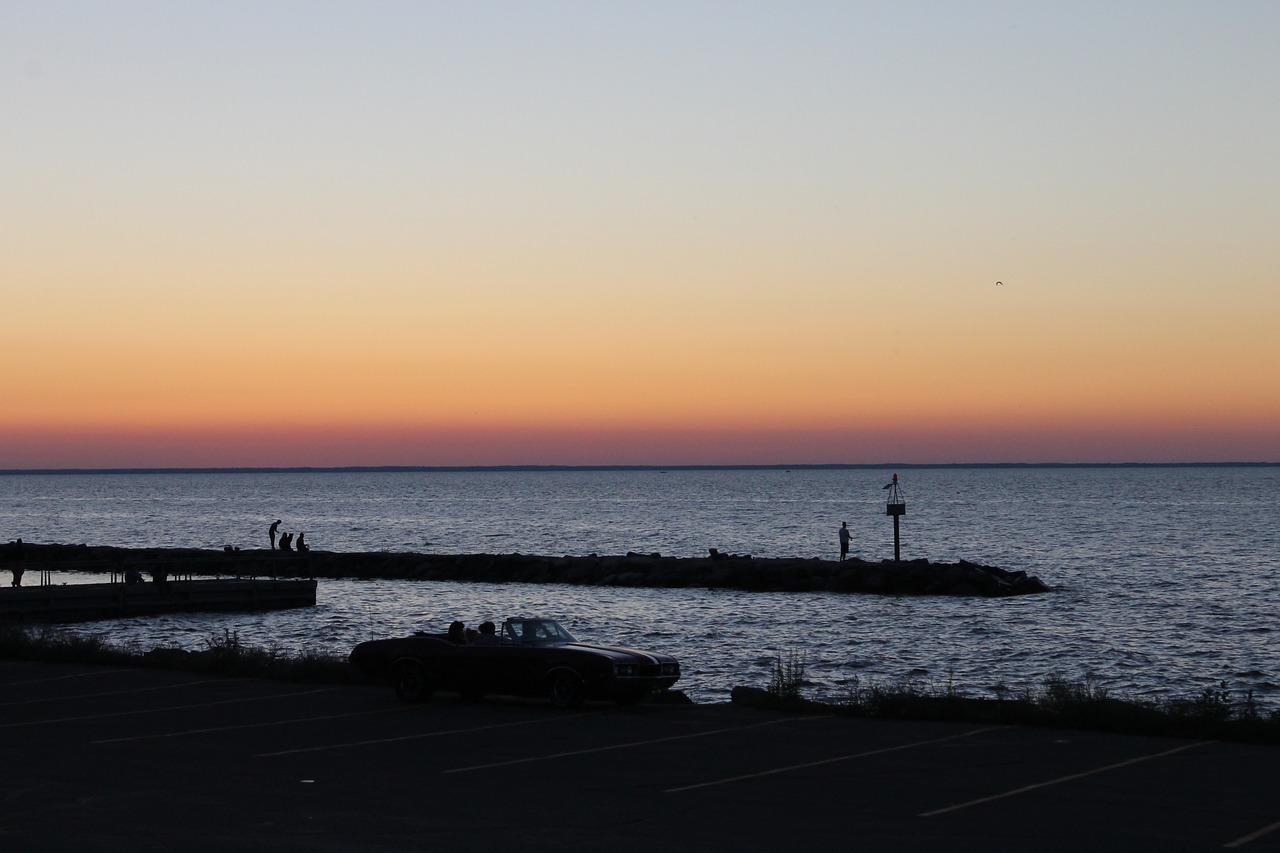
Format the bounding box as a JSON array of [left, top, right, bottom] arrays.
[[768, 650, 808, 701]]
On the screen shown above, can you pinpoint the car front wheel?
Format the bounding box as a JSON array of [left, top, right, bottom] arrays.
[[548, 670, 586, 709], [393, 661, 432, 703]]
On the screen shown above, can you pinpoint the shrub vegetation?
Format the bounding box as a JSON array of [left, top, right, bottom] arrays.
[[5, 627, 1278, 744], [807, 671, 1280, 744], [740, 649, 1280, 745], [0, 624, 357, 685]]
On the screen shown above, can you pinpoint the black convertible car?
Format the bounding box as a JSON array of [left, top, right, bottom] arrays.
[[349, 618, 681, 708]]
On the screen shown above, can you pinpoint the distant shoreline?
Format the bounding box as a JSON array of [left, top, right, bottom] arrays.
[[2, 461, 1275, 476]]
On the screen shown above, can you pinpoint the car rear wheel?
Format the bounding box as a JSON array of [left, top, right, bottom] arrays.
[[548, 670, 586, 709], [393, 661, 432, 703]]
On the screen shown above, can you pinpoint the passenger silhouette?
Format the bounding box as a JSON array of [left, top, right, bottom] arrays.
[[296, 533, 309, 553], [269, 520, 281, 550], [473, 621, 499, 645], [279, 532, 294, 552], [447, 621, 467, 644]]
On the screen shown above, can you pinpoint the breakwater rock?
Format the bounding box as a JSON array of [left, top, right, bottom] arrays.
[[9, 543, 1050, 597]]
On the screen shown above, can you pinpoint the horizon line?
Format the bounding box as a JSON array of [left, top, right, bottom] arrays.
[[1, 461, 1276, 476]]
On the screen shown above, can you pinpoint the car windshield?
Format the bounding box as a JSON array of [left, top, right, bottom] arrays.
[[504, 619, 577, 644]]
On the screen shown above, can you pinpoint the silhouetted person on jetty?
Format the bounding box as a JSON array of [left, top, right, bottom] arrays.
[[8, 538, 23, 586], [279, 532, 294, 552], [296, 533, 309, 553], [839, 522, 851, 561], [269, 520, 281, 550]]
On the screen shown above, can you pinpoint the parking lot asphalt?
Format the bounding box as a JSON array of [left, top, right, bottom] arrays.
[[2, 660, 1278, 852]]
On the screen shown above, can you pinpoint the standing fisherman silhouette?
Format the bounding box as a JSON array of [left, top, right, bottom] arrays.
[[8, 538, 23, 586], [838, 522, 851, 561], [269, 520, 281, 550]]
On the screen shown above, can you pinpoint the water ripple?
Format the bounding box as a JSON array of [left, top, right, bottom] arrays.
[[5, 467, 1277, 706]]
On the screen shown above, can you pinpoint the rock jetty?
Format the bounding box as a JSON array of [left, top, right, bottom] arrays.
[[8, 543, 1050, 597]]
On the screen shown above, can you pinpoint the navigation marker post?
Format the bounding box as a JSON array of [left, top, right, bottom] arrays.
[[884, 473, 906, 562]]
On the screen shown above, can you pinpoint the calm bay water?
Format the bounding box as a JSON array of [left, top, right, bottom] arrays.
[[2, 467, 1277, 705]]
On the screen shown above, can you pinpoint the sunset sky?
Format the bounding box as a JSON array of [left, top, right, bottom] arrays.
[[3, 1, 1277, 468]]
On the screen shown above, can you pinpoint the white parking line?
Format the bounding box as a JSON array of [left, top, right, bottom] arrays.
[[0, 669, 135, 687], [0, 687, 336, 728], [92, 705, 412, 744], [667, 726, 1001, 793], [0, 679, 220, 706], [445, 716, 824, 774], [1225, 817, 1280, 848], [256, 713, 596, 757], [919, 740, 1208, 817], [0, 781, 54, 809]]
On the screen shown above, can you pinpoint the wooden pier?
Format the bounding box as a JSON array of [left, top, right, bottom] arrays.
[[0, 578, 317, 623]]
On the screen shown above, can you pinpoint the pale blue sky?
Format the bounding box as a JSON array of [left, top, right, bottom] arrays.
[[9, 1, 1277, 255]]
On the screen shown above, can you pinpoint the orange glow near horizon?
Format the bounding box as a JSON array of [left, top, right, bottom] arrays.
[[2, 413, 1275, 470], [6, 295, 1278, 468], [6, 277, 1277, 467]]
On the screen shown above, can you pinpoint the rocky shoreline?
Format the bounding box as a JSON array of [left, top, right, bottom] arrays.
[[7, 543, 1050, 597]]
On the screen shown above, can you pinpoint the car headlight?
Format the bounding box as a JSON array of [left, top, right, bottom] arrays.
[[660, 663, 678, 676], [615, 664, 638, 677]]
